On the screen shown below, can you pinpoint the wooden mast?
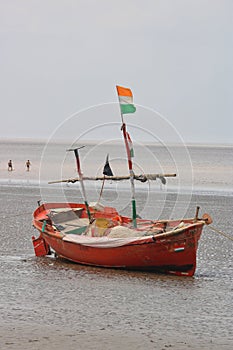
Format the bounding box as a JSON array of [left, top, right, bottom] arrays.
[[67, 147, 91, 222]]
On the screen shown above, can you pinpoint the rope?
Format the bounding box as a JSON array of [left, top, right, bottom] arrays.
[[208, 225, 233, 242]]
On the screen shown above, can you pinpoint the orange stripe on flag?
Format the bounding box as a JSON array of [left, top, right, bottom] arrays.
[[116, 85, 133, 97]]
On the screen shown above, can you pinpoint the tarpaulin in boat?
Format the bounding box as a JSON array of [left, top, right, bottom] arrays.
[[62, 234, 153, 248]]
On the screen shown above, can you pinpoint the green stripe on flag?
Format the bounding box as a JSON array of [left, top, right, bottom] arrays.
[[120, 104, 136, 114]]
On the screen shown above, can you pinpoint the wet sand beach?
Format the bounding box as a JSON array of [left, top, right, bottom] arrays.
[[1, 324, 230, 350], [0, 185, 232, 350]]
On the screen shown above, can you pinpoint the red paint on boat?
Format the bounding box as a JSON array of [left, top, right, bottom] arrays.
[[32, 235, 50, 257], [32, 202, 207, 277]]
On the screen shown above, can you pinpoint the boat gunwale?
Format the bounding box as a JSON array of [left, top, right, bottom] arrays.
[[33, 216, 205, 245]]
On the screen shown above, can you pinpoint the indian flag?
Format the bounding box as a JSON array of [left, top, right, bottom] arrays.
[[116, 85, 136, 114]]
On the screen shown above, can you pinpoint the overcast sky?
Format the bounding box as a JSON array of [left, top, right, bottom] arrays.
[[0, 0, 232, 144]]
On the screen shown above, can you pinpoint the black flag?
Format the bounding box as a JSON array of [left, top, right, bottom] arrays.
[[103, 154, 114, 176]]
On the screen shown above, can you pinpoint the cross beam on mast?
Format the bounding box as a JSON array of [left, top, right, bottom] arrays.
[[48, 173, 176, 184]]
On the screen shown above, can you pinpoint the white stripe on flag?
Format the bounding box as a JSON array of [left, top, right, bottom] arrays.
[[118, 95, 134, 104]]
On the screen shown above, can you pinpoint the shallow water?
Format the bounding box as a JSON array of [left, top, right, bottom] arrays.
[[0, 140, 233, 195], [0, 185, 232, 349]]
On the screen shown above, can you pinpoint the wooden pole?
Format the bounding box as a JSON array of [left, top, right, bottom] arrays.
[[48, 173, 176, 184], [68, 147, 91, 222], [121, 120, 137, 228]]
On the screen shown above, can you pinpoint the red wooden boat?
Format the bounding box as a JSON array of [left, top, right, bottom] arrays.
[[32, 85, 212, 276], [32, 202, 211, 276]]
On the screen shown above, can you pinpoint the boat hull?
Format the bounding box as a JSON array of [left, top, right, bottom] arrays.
[[32, 203, 205, 277], [42, 229, 201, 276]]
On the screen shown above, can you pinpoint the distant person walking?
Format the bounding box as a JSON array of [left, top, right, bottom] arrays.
[[8, 160, 13, 171], [26, 160, 31, 171]]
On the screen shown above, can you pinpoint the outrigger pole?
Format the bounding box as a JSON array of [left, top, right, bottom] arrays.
[[67, 146, 91, 222], [116, 85, 137, 228]]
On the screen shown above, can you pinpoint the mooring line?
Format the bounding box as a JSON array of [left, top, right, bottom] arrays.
[[208, 225, 233, 242]]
